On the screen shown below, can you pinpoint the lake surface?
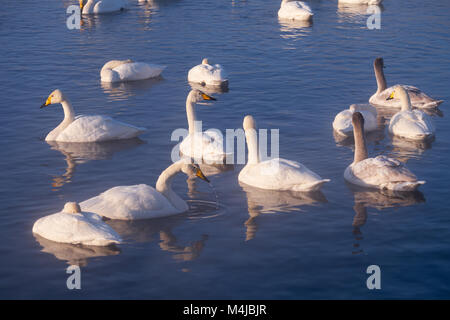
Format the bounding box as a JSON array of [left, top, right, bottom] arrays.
[[1, 0, 449, 299]]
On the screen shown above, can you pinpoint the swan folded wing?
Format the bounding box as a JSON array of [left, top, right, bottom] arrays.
[[374, 85, 442, 109], [113, 62, 165, 81], [94, 0, 128, 13], [390, 111, 434, 137], [180, 131, 227, 162], [188, 64, 227, 84]]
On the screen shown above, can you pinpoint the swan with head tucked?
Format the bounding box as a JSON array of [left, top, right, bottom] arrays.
[[387, 86, 435, 140], [338, 0, 383, 4], [33, 202, 122, 246], [41, 89, 146, 142], [238, 115, 330, 192], [278, 0, 313, 22], [79, 0, 128, 14], [188, 58, 228, 87], [100, 60, 165, 83], [80, 160, 210, 220], [333, 104, 377, 136], [344, 112, 425, 191], [369, 57, 443, 109]]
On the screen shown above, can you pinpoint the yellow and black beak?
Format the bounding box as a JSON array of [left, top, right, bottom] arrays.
[[386, 91, 395, 101], [79, 0, 85, 11], [201, 92, 216, 101], [196, 168, 210, 183], [40, 96, 52, 109]]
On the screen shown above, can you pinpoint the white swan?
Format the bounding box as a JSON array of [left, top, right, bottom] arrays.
[[369, 57, 443, 109], [333, 104, 377, 136], [100, 60, 165, 83], [238, 115, 330, 192], [387, 86, 435, 140], [278, 1, 314, 22], [188, 58, 228, 87], [41, 89, 146, 142], [179, 90, 228, 164], [80, 160, 210, 220], [80, 0, 128, 14], [33, 202, 122, 246], [338, 0, 383, 5], [344, 112, 425, 191]]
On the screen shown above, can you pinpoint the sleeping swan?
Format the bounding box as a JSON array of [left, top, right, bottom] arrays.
[[238, 115, 330, 192], [100, 60, 165, 83], [338, 0, 383, 4], [188, 58, 228, 87], [344, 112, 425, 191], [79, 0, 128, 14], [333, 104, 377, 136], [369, 57, 443, 109], [41, 89, 146, 142], [278, 1, 313, 21]]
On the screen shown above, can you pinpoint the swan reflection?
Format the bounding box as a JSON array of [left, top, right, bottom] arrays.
[[279, 18, 312, 41], [189, 81, 229, 95], [101, 77, 164, 101], [389, 135, 433, 163], [337, 4, 384, 25]]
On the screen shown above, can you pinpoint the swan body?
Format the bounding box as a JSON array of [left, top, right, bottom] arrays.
[[369, 58, 443, 109], [32, 202, 122, 246], [238, 115, 330, 192], [80, 160, 209, 220], [344, 112, 425, 191], [278, 1, 313, 21], [338, 0, 383, 4], [80, 0, 128, 14], [333, 104, 377, 136], [100, 60, 165, 83], [188, 58, 228, 86], [41, 89, 146, 142]]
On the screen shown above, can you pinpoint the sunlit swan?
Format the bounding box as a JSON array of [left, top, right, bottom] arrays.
[[338, 0, 383, 5], [33, 202, 122, 246], [387, 86, 435, 140], [333, 104, 377, 136], [80, 0, 128, 14], [278, 1, 313, 21], [239, 115, 330, 192], [100, 60, 165, 83], [80, 160, 210, 220], [41, 89, 146, 142], [179, 90, 228, 164], [188, 58, 228, 87], [369, 57, 443, 109], [344, 112, 425, 191]]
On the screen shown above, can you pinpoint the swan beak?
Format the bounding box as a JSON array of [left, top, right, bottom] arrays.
[[196, 168, 210, 183], [79, 0, 85, 11], [386, 91, 395, 100], [40, 96, 52, 108], [201, 93, 216, 101]]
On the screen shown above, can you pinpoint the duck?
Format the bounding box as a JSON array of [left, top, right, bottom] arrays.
[[32, 202, 122, 246], [344, 112, 425, 191], [333, 104, 377, 136], [100, 60, 165, 83], [179, 90, 228, 164], [79, 0, 128, 14], [41, 89, 146, 142], [369, 57, 443, 109], [80, 160, 210, 220], [238, 115, 330, 192], [188, 58, 228, 87], [387, 86, 435, 141], [278, 1, 313, 22], [338, 0, 383, 5]]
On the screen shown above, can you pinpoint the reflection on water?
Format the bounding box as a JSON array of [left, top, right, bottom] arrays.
[[101, 77, 164, 101], [389, 135, 434, 163], [337, 4, 384, 25], [188, 81, 229, 95], [333, 123, 385, 148], [279, 18, 312, 43]]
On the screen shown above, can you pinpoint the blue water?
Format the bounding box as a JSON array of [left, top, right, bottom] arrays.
[[1, 0, 449, 299]]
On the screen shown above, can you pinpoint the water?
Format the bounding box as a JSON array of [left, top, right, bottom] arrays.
[[1, 0, 449, 299]]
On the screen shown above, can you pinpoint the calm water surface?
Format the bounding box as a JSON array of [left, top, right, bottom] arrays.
[[1, 0, 449, 299]]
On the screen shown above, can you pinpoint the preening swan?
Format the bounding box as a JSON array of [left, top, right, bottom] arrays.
[[344, 112, 425, 191], [338, 0, 383, 5], [238, 115, 330, 192], [80, 0, 128, 14], [387, 86, 435, 140], [32, 202, 122, 246], [188, 58, 228, 87], [80, 160, 210, 220], [41, 89, 146, 142], [333, 104, 377, 136], [369, 57, 443, 109], [100, 60, 165, 83], [278, 1, 313, 22]]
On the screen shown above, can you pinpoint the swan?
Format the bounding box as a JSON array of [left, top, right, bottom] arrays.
[[238, 115, 330, 192], [80, 160, 210, 220], [344, 112, 425, 191], [387, 86, 435, 141], [79, 0, 128, 14], [278, 1, 313, 22], [100, 60, 165, 83], [179, 90, 228, 164], [369, 57, 443, 109], [188, 58, 228, 87], [333, 104, 377, 136], [32, 202, 122, 246], [41, 89, 146, 142], [338, 0, 383, 5]]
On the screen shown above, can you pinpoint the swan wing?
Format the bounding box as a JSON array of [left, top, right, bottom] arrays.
[[389, 110, 434, 139], [94, 0, 128, 13], [278, 1, 313, 20], [113, 62, 165, 81], [188, 64, 227, 85], [371, 85, 443, 109]]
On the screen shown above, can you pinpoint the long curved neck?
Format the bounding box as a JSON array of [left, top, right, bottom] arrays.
[[245, 128, 259, 165], [186, 92, 198, 135], [353, 123, 368, 164], [374, 62, 387, 94], [155, 162, 187, 211], [61, 100, 75, 123], [399, 91, 412, 111]]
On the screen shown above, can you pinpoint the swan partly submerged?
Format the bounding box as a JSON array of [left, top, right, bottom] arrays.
[[80, 160, 210, 220], [344, 112, 425, 191], [338, 0, 383, 5], [278, 1, 313, 22], [387, 86, 435, 140], [100, 60, 165, 83], [41, 89, 146, 142], [333, 104, 377, 136], [369, 57, 443, 109], [33, 202, 122, 246], [80, 0, 128, 14], [238, 115, 330, 192], [188, 58, 228, 87]]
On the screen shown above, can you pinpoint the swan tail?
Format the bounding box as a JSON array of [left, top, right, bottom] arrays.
[[421, 100, 444, 109], [293, 179, 330, 192], [383, 180, 426, 192]]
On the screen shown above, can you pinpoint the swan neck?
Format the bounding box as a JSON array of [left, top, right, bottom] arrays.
[[353, 123, 368, 164], [400, 91, 412, 111], [374, 62, 387, 93], [61, 100, 75, 123], [186, 93, 198, 135], [245, 129, 259, 165], [155, 162, 186, 210]]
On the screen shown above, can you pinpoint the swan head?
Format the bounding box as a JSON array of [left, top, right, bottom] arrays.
[[243, 115, 257, 131], [374, 57, 384, 69], [41, 89, 65, 108], [189, 89, 217, 104], [62, 202, 82, 214], [202, 58, 209, 65], [387, 85, 412, 110], [181, 163, 210, 183], [352, 112, 364, 130]]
